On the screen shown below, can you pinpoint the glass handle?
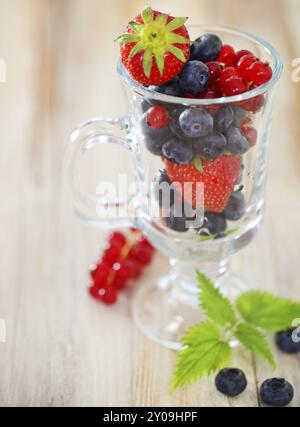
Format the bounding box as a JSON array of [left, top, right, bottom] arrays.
[[65, 117, 136, 229]]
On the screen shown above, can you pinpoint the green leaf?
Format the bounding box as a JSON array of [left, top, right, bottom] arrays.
[[154, 49, 164, 76], [166, 44, 187, 63], [128, 41, 145, 59], [234, 323, 276, 368], [141, 6, 153, 24], [165, 33, 191, 45], [193, 156, 203, 172], [197, 272, 236, 326], [115, 34, 140, 44], [128, 21, 143, 34], [166, 16, 188, 31], [143, 48, 153, 77], [236, 291, 300, 331], [154, 13, 168, 27], [170, 322, 232, 392]]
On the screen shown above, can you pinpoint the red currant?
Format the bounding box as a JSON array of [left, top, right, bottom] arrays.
[[206, 61, 222, 84], [249, 61, 272, 86], [239, 94, 264, 112], [102, 240, 123, 265], [233, 49, 253, 66], [220, 67, 239, 85], [241, 126, 257, 147], [147, 105, 170, 129], [221, 76, 247, 96], [98, 287, 117, 305], [90, 261, 110, 284], [108, 231, 127, 246], [218, 44, 235, 66], [236, 54, 256, 80], [138, 236, 155, 252], [129, 242, 154, 266], [112, 261, 130, 290], [123, 258, 142, 279], [89, 284, 101, 299]]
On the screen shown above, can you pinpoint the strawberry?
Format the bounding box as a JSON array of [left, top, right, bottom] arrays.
[[116, 7, 190, 86], [164, 155, 241, 213]]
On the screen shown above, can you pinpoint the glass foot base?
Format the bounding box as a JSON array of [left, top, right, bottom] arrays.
[[131, 266, 248, 350]]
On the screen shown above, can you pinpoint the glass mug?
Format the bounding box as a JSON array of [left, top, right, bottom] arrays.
[[65, 27, 282, 349]]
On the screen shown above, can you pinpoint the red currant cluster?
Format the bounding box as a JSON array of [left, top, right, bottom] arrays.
[[187, 46, 272, 115], [89, 230, 155, 305]]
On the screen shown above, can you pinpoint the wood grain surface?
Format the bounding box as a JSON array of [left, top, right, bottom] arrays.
[[0, 0, 299, 407]]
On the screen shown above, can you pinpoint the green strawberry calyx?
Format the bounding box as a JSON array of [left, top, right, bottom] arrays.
[[116, 7, 191, 77]]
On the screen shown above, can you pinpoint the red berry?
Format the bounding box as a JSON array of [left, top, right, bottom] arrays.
[[108, 231, 127, 246], [146, 105, 170, 129], [123, 258, 142, 279], [102, 241, 122, 265], [138, 236, 155, 252], [239, 94, 265, 112], [236, 54, 256, 80], [129, 242, 154, 266], [218, 44, 235, 66], [221, 76, 247, 96], [220, 67, 239, 85], [249, 61, 272, 86], [241, 126, 257, 147], [98, 287, 117, 305], [90, 261, 110, 284], [206, 61, 222, 84], [233, 49, 253, 66], [89, 284, 101, 298], [112, 261, 130, 290], [183, 92, 196, 99]]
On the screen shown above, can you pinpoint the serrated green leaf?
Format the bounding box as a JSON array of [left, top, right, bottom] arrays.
[[154, 13, 168, 26], [141, 6, 153, 24], [236, 291, 300, 331], [170, 322, 231, 392], [197, 272, 236, 326], [234, 322, 276, 368], [166, 44, 187, 63], [193, 156, 203, 172], [166, 16, 188, 31], [165, 33, 191, 45], [128, 21, 143, 34], [115, 34, 140, 44], [143, 48, 153, 77]]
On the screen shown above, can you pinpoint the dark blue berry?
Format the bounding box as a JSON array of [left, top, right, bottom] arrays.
[[179, 108, 213, 138], [162, 137, 194, 164], [225, 126, 249, 155], [215, 368, 247, 397], [231, 105, 247, 126], [198, 212, 227, 235], [275, 328, 300, 354], [260, 378, 294, 407], [222, 191, 245, 221], [141, 110, 171, 155], [195, 132, 226, 159], [190, 33, 222, 62], [144, 137, 165, 155], [169, 105, 190, 139], [153, 169, 175, 209], [166, 202, 198, 232], [179, 60, 209, 95], [214, 106, 234, 133], [149, 77, 182, 97]]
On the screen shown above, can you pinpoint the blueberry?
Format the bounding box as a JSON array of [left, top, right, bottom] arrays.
[[153, 169, 175, 209], [144, 137, 165, 155], [190, 33, 222, 62], [225, 126, 249, 155], [166, 201, 199, 232], [222, 191, 245, 221], [179, 108, 213, 138], [149, 77, 182, 97], [231, 105, 247, 126], [162, 137, 194, 164], [214, 106, 234, 133], [260, 378, 294, 407], [141, 110, 171, 155], [275, 328, 300, 354], [195, 132, 226, 159], [198, 212, 227, 235], [215, 368, 247, 397], [179, 61, 209, 95], [169, 105, 190, 139]]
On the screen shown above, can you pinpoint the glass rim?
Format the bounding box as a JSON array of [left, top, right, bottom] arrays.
[[117, 25, 283, 106]]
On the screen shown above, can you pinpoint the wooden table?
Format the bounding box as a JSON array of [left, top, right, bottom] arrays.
[[0, 0, 299, 407]]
